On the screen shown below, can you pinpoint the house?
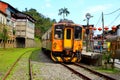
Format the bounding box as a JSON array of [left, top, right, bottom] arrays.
[[0, 10, 7, 48], [0, 9, 15, 48], [0, 1, 36, 48], [15, 12, 35, 48], [0, 10, 7, 24]]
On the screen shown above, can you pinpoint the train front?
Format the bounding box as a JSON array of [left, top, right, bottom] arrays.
[[51, 22, 83, 62]]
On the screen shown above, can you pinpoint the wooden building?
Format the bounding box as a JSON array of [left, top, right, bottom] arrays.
[[15, 13, 35, 48], [0, 1, 35, 48]]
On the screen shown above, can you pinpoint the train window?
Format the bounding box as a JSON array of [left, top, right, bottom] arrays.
[[66, 29, 71, 39], [74, 26, 82, 39], [54, 25, 63, 39]]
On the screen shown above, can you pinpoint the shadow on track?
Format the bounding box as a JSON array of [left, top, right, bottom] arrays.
[[29, 49, 54, 63]]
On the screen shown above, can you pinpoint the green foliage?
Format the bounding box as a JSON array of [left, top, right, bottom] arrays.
[[95, 67, 120, 74], [29, 49, 41, 61], [34, 37, 41, 48], [0, 48, 38, 79], [102, 51, 115, 69], [13, 29, 16, 35], [0, 32, 2, 38], [102, 51, 112, 62], [6, 48, 40, 80], [2, 27, 8, 41], [23, 8, 56, 39], [0, 27, 9, 49], [58, 7, 70, 19]]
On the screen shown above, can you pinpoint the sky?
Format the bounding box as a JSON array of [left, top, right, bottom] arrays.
[[1, 0, 120, 34]]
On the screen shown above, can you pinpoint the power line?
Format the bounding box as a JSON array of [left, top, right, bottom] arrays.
[[104, 8, 120, 15], [108, 13, 120, 27], [95, 14, 102, 27]]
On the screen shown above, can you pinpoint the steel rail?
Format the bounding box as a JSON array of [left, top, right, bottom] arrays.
[[2, 50, 32, 80], [61, 63, 91, 80], [29, 59, 33, 80], [74, 63, 116, 80]]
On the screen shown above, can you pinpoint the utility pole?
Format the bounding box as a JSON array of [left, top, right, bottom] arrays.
[[86, 18, 89, 52], [102, 12, 104, 36], [85, 13, 93, 52], [101, 12, 104, 53]]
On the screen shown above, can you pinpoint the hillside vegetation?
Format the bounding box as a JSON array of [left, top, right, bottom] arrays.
[[23, 8, 56, 39]]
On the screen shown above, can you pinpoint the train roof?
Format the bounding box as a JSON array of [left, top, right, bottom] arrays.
[[58, 19, 74, 23], [53, 23, 82, 27], [55, 19, 82, 27]]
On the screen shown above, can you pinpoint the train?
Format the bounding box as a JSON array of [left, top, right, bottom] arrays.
[[41, 20, 84, 62]]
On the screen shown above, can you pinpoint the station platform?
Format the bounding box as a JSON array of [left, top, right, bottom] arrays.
[[81, 47, 120, 68], [81, 47, 102, 59], [82, 50, 102, 59], [81, 47, 102, 66]]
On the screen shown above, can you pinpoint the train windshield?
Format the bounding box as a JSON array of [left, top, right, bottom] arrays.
[[54, 25, 64, 39], [74, 26, 82, 39]]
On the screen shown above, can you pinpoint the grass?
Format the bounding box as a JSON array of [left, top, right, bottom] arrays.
[[0, 48, 30, 71], [34, 37, 41, 48], [0, 37, 42, 79], [30, 49, 44, 80], [6, 48, 40, 80], [0, 48, 39, 79], [95, 66, 120, 74], [98, 51, 120, 74], [30, 49, 41, 61]]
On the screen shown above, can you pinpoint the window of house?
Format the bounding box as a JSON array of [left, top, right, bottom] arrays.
[[7, 19, 10, 25]]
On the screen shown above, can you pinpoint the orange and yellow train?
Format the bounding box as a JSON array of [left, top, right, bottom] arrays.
[[41, 20, 83, 62]]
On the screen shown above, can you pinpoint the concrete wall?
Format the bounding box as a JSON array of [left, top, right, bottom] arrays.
[[25, 38, 35, 48]]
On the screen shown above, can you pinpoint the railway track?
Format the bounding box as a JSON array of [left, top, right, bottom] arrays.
[[61, 63, 116, 80], [2, 50, 33, 80], [29, 59, 33, 80]]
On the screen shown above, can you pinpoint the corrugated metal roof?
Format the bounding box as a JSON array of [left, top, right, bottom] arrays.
[[0, 1, 36, 22]]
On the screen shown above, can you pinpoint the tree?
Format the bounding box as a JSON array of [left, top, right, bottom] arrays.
[[0, 26, 9, 49], [23, 8, 56, 39], [58, 7, 70, 19]]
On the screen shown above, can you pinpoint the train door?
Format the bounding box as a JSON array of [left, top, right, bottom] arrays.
[[64, 28, 73, 49]]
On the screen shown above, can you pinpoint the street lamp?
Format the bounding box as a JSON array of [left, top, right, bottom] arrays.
[[85, 13, 93, 52]]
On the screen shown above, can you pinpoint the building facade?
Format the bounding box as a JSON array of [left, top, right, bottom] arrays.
[[0, 10, 15, 48], [0, 10, 7, 24], [0, 1, 35, 48], [15, 18, 35, 48]]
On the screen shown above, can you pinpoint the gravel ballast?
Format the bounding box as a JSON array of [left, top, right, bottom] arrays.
[[4, 50, 120, 80], [32, 51, 82, 80]]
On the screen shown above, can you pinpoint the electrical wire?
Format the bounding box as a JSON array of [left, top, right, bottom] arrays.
[[104, 8, 120, 15], [94, 8, 120, 28], [95, 14, 102, 27], [108, 13, 120, 27]]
